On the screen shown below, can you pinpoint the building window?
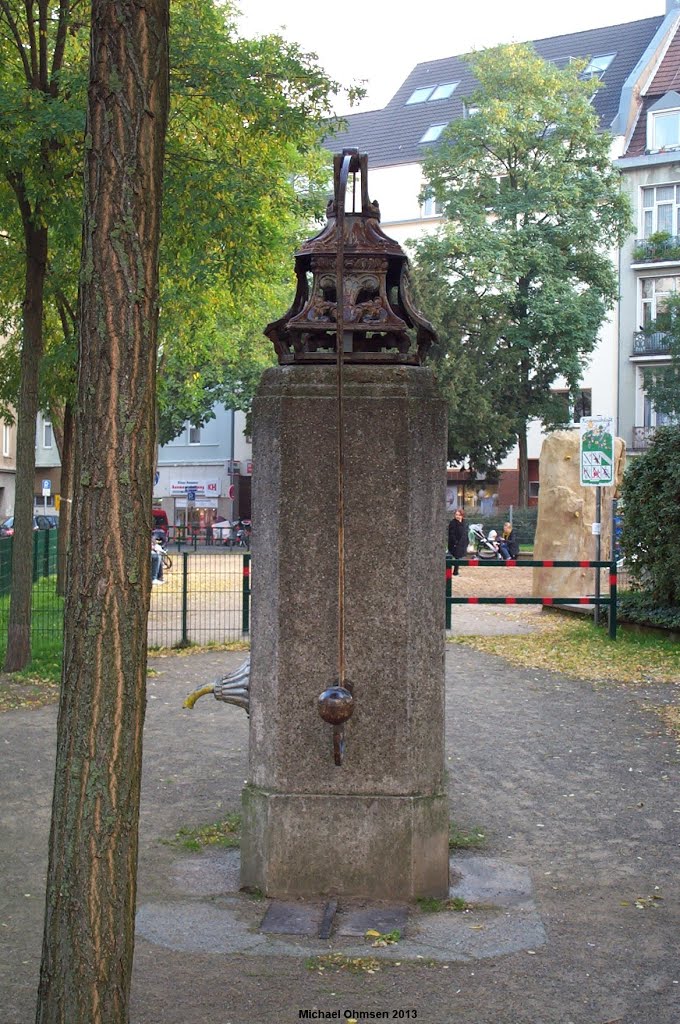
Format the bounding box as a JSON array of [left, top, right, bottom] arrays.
[[529, 481, 540, 499], [43, 421, 53, 448], [643, 393, 674, 428], [641, 184, 680, 238], [640, 275, 680, 328], [407, 86, 434, 104], [648, 109, 680, 152], [430, 82, 458, 101], [188, 425, 201, 445], [420, 194, 443, 218], [420, 123, 448, 144], [406, 83, 458, 104], [551, 388, 592, 422], [579, 53, 615, 79], [2, 425, 9, 457]]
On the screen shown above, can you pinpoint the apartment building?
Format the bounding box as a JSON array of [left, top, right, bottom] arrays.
[[326, 6, 680, 505]]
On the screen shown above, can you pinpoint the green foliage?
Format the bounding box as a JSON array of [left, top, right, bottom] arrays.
[[0, 0, 347, 437], [412, 43, 631, 491], [620, 426, 680, 605], [617, 591, 680, 632]]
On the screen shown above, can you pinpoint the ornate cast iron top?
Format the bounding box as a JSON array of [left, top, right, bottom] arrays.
[[265, 150, 437, 365]]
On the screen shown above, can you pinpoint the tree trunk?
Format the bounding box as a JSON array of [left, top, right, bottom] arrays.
[[50, 402, 75, 598], [3, 221, 47, 671], [35, 3, 169, 1022], [517, 424, 529, 507]]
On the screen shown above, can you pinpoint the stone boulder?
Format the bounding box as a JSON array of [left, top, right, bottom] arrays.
[[532, 430, 625, 599]]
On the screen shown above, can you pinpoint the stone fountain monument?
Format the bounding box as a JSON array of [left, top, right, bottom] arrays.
[[189, 151, 450, 900]]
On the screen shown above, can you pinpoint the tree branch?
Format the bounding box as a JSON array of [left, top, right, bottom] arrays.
[[23, 0, 38, 84], [0, 0, 32, 81], [50, 0, 71, 92]]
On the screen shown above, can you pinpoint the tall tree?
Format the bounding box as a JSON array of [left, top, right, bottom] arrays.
[[35, 2, 169, 1021], [413, 43, 630, 504], [0, 0, 342, 665], [0, 0, 86, 668]]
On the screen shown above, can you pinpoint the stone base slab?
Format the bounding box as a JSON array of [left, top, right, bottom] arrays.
[[240, 784, 449, 899]]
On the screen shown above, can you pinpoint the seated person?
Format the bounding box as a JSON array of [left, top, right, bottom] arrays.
[[498, 521, 519, 561]]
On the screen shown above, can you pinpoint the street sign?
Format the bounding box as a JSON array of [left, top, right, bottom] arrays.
[[580, 416, 614, 486], [187, 488, 196, 502], [42, 479, 51, 497]]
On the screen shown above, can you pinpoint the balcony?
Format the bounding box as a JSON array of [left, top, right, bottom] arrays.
[[632, 234, 680, 264], [631, 426, 657, 450], [632, 330, 671, 356]]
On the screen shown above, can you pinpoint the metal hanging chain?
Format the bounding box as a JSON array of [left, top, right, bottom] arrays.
[[334, 153, 354, 689]]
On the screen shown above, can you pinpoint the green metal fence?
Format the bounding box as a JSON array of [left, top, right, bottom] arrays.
[[0, 536, 251, 653], [0, 531, 63, 662], [147, 550, 251, 647], [0, 539, 619, 657]]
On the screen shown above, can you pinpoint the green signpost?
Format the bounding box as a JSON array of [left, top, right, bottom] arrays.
[[579, 416, 614, 486]]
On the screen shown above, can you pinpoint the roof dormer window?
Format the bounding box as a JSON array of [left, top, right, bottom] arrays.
[[430, 82, 458, 100], [420, 123, 448, 143], [580, 52, 615, 79], [647, 92, 680, 152], [406, 83, 458, 105], [407, 86, 435, 104], [651, 110, 680, 151]]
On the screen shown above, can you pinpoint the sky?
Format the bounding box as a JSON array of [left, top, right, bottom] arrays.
[[235, 0, 670, 113]]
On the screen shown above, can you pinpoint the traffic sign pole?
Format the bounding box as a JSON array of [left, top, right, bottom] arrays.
[[594, 488, 601, 626]]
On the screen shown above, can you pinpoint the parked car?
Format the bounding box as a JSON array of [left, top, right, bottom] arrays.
[[0, 515, 56, 536]]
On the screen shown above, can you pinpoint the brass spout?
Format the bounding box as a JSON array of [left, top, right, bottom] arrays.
[[182, 657, 251, 715], [183, 684, 215, 709]]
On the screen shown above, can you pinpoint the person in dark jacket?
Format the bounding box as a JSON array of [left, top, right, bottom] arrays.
[[447, 507, 467, 576], [498, 521, 519, 561]]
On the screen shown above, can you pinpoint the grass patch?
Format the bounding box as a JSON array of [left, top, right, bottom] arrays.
[[449, 821, 487, 850], [0, 578, 64, 694], [417, 895, 471, 912], [451, 614, 680, 685], [161, 812, 241, 851]]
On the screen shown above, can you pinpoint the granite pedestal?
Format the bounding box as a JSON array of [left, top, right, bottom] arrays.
[[241, 364, 448, 898]]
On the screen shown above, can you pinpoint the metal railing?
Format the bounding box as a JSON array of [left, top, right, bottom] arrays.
[[445, 555, 618, 639], [0, 535, 251, 653], [0, 538, 619, 658], [632, 330, 671, 356], [631, 425, 657, 450]]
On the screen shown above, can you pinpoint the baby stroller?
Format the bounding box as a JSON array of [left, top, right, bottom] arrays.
[[468, 523, 503, 560]]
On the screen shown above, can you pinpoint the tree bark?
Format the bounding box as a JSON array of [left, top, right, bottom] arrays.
[[35, 3, 169, 1021], [2, 216, 47, 671], [517, 423, 529, 507]]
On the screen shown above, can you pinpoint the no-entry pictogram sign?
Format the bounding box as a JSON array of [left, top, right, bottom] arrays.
[[580, 416, 614, 486]]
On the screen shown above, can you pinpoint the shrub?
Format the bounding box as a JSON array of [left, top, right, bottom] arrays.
[[620, 426, 680, 605], [617, 590, 680, 632]]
